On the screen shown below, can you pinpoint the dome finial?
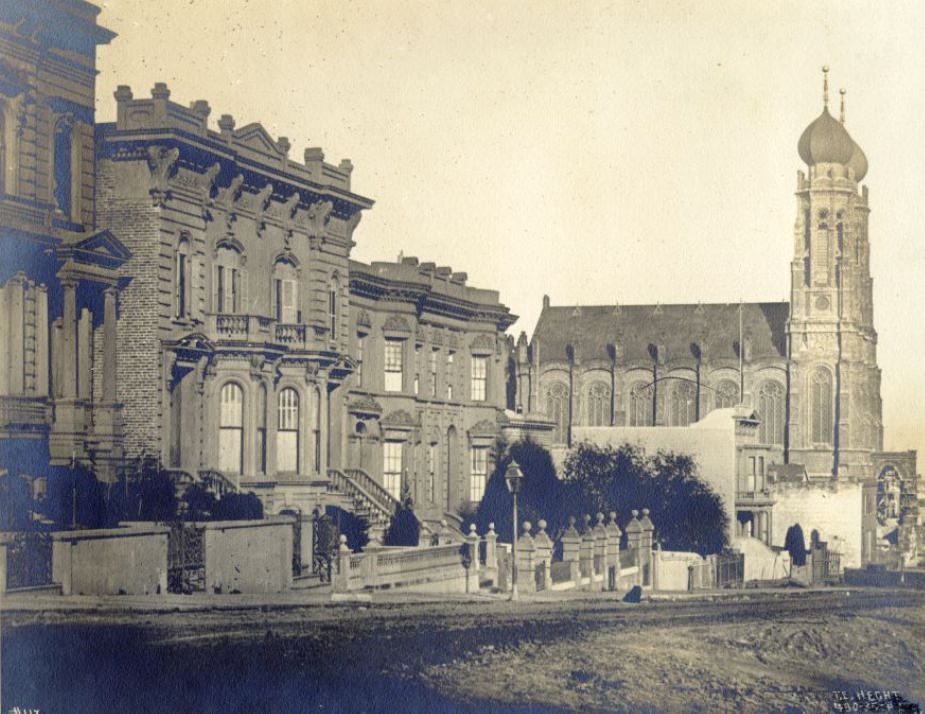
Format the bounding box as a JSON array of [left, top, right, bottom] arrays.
[[839, 88, 846, 124], [822, 65, 829, 108]]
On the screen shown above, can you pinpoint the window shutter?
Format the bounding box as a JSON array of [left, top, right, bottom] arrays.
[[238, 268, 248, 314], [184, 254, 193, 318], [274, 279, 282, 321], [174, 252, 182, 318], [191, 256, 202, 320]]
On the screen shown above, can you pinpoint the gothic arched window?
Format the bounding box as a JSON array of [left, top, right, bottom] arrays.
[[668, 380, 697, 427], [810, 369, 833, 445], [714, 380, 740, 409], [757, 381, 785, 445], [586, 381, 611, 427], [629, 381, 653, 427], [545, 382, 569, 443], [273, 259, 299, 324]]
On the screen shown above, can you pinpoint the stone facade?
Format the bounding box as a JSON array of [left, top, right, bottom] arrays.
[[95, 82, 371, 516], [336, 256, 516, 526], [0, 0, 129, 481]]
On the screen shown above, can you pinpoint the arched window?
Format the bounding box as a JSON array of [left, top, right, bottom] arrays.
[[586, 381, 611, 426], [629, 382, 654, 426], [810, 369, 833, 444], [218, 382, 244, 474], [757, 381, 785, 445], [714, 379, 740, 409], [668, 380, 696, 427], [175, 236, 191, 319], [212, 245, 246, 313], [273, 259, 299, 324], [53, 118, 76, 217], [276, 388, 300, 473], [545, 382, 569, 443]]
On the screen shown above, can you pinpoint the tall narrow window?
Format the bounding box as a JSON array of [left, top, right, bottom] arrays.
[[328, 280, 338, 340], [273, 260, 299, 323], [470, 355, 488, 401], [356, 334, 365, 388], [811, 369, 833, 444], [427, 443, 437, 504], [714, 380, 740, 409], [257, 384, 268, 475], [53, 118, 74, 217], [586, 382, 611, 426], [213, 246, 246, 313], [384, 339, 403, 392], [313, 388, 322, 472], [545, 382, 569, 443], [414, 344, 421, 395], [218, 383, 244, 475], [469, 446, 489, 502], [629, 382, 654, 427], [383, 441, 402, 499], [175, 237, 191, 319], [757, 381, 785, 445], [430, 348, 438, 397], [277, 387, 300, 473], [0, 112, 6, 195], [668, 381, 696, 427], [446, 351, 455, 400]]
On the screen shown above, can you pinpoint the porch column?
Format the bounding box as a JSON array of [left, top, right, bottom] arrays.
[[60, 279, 78, 399], [103, 287, 118, 403]]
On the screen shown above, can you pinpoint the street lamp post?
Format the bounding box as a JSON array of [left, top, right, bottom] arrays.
[[505, 463, 523, 601]]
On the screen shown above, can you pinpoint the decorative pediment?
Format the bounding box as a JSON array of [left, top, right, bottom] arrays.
[[469, 419, 498, 437], [233, 123, 283, 156], [348, 394, 383, 416], [381, 409, 417, 427], [383, 314, 412, 333], [470, 334, 494, 353], [57, 230, 131, 270]]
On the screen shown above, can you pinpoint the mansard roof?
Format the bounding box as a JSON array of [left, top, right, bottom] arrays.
[[532, 302, 789, 365]]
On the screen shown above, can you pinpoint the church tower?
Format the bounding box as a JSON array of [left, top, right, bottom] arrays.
[[786, 67, 883, 479]]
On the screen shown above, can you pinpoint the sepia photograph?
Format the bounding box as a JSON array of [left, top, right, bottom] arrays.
[[0, 1, 923, 712]]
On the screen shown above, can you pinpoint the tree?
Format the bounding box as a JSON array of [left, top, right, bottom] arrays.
[[784, 523, 807, 567], [562, 442, 728, 555], [212, 492, 264, 520], [474, 437, 563, 543], [384, 482, 421, 546]]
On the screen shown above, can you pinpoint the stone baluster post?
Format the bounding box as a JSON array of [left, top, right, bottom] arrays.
[[580, 514, 594, 587], [560, 516, 582, 588], [605, 511, 622, 592], [639, 508, 655, 588], [593, 512, 607, 589], [518, 521, 536, 595], [625, 510, 643, 589], [334, 534, 351, 593], [533, 519, 553, 591], [465, 523, 480, 593], [439, 519, 455, 545]]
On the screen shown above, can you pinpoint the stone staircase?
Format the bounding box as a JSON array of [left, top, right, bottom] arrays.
[[327, 468, 399, 537]]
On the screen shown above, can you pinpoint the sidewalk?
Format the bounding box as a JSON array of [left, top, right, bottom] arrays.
[[0, 584, 853, 615]]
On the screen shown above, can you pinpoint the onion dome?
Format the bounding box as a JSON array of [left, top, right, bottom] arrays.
[[798, 107, 854, 166], [846, 139, 868, 181]]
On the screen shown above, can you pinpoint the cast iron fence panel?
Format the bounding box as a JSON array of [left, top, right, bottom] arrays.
[[291, 514, 302, 577], [312, 512, 339, 583], [167, 523, 205, 594], [6, 531, 52, 590], [715, 551, 745, 588]]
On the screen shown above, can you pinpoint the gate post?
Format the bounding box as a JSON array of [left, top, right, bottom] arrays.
[[334, 535, 351, 593], [533, 519, 553, 591], [465, 523, 480, 592], [517, 521, 536, 594], [561, 516, 582, 588], [605, 511, 622, 591], [639, 508, 654, 588], [483, 523, 498, 586], [593, 512, 607, 590], [580, 514, 594, 588]]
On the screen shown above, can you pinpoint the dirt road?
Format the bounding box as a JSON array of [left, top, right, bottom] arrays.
[[2, 588, 922, 713]]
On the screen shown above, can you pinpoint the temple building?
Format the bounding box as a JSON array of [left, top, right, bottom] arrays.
[[515, 69, 920, 565]]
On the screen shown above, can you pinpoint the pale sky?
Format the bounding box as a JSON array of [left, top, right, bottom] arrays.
[[95, 0, 925, 461]]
